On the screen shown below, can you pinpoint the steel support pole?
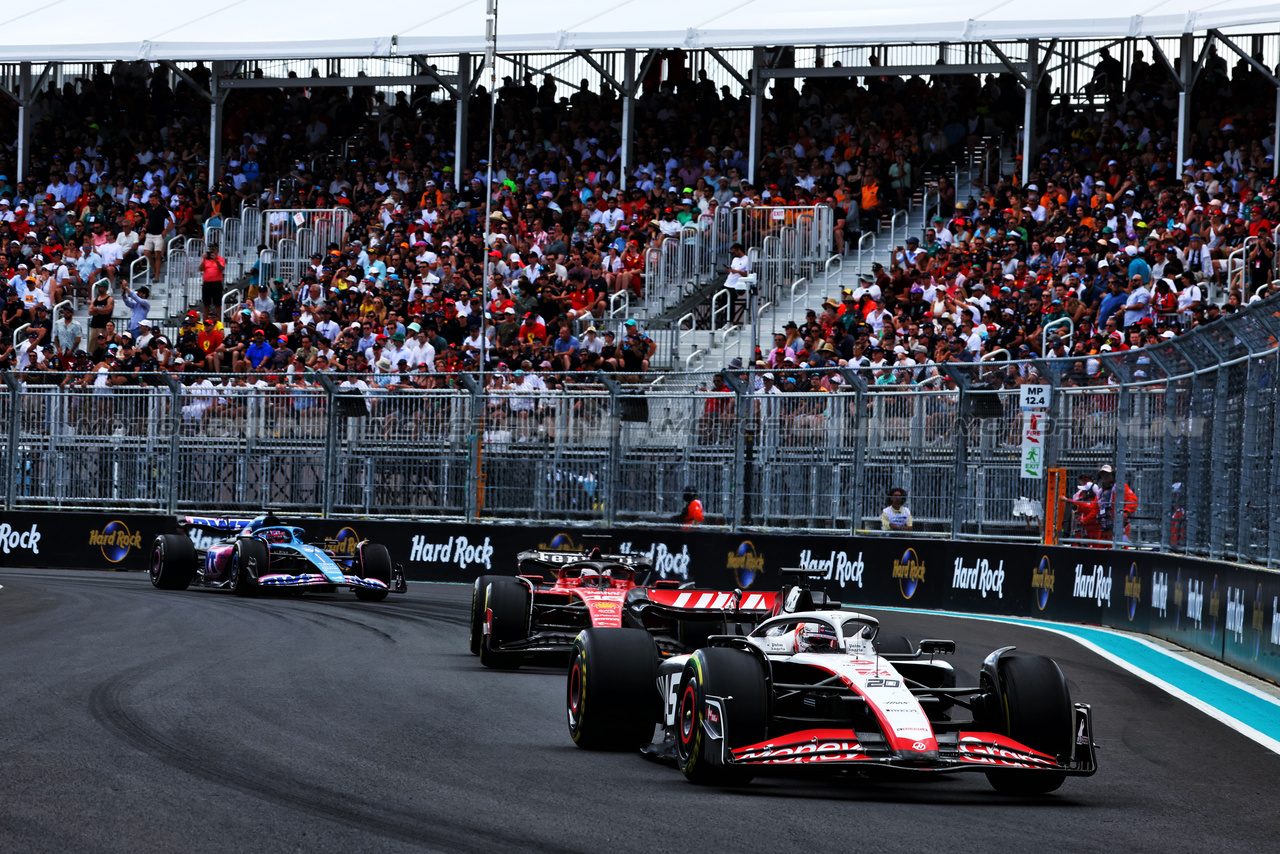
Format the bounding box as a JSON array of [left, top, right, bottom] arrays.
[[16, 62, 31, 185], [2, 370, 21, 510], [748, 47, 763, 189], [1113, 380, 1130, 545], [1274, 85, 1280, 180], [620, 49, 635, 192], [1238, 356, 1261, 561], [208, 61, 224, 191], [1021, 40, 1037, 187], [455, 53, 471, 187], [1209, 366, 1230, 560], [1176, 33, 1194, 174], [1269, 351, 1280, 567]]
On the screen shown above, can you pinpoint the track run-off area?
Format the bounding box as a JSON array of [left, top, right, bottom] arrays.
[[1, 568, 1278, 853]]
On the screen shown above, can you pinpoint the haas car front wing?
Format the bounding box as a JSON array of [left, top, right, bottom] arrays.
[[722, 710, 1098, 777]]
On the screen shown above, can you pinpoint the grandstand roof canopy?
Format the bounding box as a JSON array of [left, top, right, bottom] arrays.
[[4, 0, 1280, 63]]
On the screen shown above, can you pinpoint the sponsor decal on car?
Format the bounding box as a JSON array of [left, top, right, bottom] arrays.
[[957, 735, 1056, 768], [1072, 563, 1113, 607], [408, 534, 494, 571], [891, 548, 925, 599], [797, 548, 864, 589], [733, 730, 867, 764], [1032, 555, 1055, 610], [259, 573, 328, 586], [88, 520, 142, 563], [591, 601, 618, 610], [727, 540, 765, 588], [1124, 563, 1141, 621], [187, 528, 221, 552], [951, 557, 1004, 599], [0, 522, 41, 555], [616, 540, 690, 580]]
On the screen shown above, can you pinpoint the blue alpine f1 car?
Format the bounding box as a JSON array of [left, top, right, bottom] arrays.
[[149, 514, 407, 601]]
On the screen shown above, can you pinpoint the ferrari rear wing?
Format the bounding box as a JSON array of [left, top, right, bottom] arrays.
[[647, 590, 778, 613]]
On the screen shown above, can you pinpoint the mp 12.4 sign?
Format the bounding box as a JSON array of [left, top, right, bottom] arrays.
[[1019, 385, 1050, 479]]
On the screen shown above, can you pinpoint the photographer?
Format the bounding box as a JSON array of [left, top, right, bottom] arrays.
[[200, 245, 227, 315]]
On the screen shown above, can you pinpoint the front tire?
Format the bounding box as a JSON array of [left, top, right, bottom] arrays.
[[150, 535, 195, 590], [478, 578, 530, 669], [470, 575, 502, 655], [232, 538, 268, 597], [984, 654, 1073, 795], [354, 543, 392, 602], [675, 648, 767, 786], [567, 629, 660, 749]]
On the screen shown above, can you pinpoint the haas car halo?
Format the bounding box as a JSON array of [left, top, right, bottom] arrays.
[[471, 546, 783, 668], [567, 568, 1097, 795], [150, 514, 407, 601]]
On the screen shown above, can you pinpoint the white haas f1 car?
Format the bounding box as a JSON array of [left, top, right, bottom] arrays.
[[149, 514, 407, 601], [567, 574, 1097, 794]]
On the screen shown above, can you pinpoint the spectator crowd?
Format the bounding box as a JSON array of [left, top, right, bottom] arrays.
[[0, 46, 1276, 405]]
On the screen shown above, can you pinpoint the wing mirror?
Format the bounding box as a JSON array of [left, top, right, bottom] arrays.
[[919, 639, 956, 656]]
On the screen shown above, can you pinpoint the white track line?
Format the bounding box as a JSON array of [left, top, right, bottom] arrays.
[[870, 605, 1280, 756]]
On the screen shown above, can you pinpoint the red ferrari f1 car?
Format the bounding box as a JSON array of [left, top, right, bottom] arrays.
[[469, 546, 782, 668]]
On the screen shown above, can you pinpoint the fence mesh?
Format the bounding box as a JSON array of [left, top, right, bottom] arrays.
[[2, 295, 1280, 566]]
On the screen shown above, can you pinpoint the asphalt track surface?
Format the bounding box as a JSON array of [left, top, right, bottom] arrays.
[[2, 569, 1279, 854]]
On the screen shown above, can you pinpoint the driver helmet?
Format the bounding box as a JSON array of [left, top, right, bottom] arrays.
[[795, 622, 839, 653], [578, 567, 601, 587], [262, 529, 290, 544]]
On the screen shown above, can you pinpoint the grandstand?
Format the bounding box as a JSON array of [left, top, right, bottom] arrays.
[[1, 5, 1280, 562]]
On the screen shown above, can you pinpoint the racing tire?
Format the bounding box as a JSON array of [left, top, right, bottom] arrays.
[[984, 654, 1073, 795], [675, 648, 767, 786], [875, 634, 915, 655], [479, 578, 530, 669], [354, 543, 393, 602], [150, 535, 196, 590], [232, 538, 268, 598], [567, 629, 661, 750], [469, 575, 503, 655]]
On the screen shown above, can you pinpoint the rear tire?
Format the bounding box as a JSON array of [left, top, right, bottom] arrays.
[[984, 654, 1073, 795], [232, 538, 268, 597], [875, 634, 915, 655], [675, 648, 767, 786], [355, 543, 392, 602], [479, 578, 530, 669], [150, 535, 195, 590], [567, 629, 660, 749], [470, 575, 502, 655]]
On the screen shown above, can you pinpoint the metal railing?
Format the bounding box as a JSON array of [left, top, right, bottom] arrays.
[[1, 296, 1279, 567]]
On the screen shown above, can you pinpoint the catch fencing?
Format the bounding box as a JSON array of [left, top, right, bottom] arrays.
[[4, 295, 1280, 568]]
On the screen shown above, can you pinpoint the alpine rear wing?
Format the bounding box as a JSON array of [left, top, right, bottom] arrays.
[[180, 516, 255, 531]]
